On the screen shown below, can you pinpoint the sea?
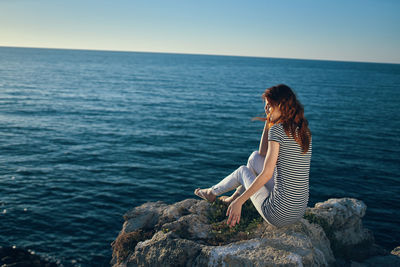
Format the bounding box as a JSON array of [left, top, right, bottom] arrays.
[[0, 46, 399, 266]]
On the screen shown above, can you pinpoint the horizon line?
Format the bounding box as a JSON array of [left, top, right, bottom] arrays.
[[1, 45, 399, 65]]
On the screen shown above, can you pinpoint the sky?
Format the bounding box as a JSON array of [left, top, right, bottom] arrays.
[[1, 0, 399, 64]]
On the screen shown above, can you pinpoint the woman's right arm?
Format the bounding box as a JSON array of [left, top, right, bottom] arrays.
[[258, 121, 269, 157]]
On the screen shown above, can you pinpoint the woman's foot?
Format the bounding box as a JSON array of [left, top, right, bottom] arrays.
[[219, 191, 240, 204], [194, 188, 216, 202]]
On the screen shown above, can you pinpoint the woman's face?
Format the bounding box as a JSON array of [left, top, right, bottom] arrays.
[[264, 99, 282, 121]]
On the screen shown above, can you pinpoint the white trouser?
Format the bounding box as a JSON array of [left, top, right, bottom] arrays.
[[211, 150, 276, 221]]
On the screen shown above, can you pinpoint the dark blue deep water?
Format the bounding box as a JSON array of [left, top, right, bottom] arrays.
[[0, 47, 399, 266]]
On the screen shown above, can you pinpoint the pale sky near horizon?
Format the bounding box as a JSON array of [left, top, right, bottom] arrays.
[[1, 0, 399, 64]]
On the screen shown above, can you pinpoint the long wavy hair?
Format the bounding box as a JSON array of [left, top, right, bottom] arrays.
[[252, 84, 312, 154]]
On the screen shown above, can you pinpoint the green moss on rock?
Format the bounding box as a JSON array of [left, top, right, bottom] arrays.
[[206, 198, 264, 245], [303, 210, 337, 250]]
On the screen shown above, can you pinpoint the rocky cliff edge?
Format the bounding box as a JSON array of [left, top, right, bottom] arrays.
[[110, 197, 400, 267]]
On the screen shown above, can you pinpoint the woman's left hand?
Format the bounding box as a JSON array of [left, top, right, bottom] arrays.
[[226, 198, 243, 227]]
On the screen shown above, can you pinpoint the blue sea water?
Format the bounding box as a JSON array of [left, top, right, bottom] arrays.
[[0, 46, 399, 266]]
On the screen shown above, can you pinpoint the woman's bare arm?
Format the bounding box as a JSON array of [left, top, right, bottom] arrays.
[[237, 140, 280, 205], [258, 121, 269, 157]]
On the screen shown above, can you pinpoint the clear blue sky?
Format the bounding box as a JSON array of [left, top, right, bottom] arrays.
[[1, 0, 399, 63]]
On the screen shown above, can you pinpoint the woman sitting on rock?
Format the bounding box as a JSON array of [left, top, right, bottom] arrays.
[[195, 84, 312, 228]]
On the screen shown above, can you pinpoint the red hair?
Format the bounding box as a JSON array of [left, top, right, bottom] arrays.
[[252, 84, 312, 154]]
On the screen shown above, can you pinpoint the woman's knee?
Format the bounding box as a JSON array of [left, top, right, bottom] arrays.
[[238, 165, 247, 172], [247, 151, 264, 172]]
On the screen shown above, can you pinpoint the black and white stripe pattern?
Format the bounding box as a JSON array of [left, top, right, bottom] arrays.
[[262, 122, 312, 227]]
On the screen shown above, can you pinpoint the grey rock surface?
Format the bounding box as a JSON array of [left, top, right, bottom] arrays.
[[111, 197, 398, 267]]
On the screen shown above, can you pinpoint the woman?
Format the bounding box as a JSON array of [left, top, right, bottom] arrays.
[[194, 84, 312, 228]]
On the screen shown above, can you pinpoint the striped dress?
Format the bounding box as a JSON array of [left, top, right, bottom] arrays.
[[262, 122, 312, 227]]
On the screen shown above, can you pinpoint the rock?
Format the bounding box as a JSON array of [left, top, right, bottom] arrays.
[[304, 198, 388, 262], [132, 231, 203, 266], [123, 201, 168, 232], [391, 246, 400, 257], [111, 197, 398, 267]]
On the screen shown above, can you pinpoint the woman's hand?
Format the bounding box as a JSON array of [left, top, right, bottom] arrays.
[[226, 198, 243, 227]]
